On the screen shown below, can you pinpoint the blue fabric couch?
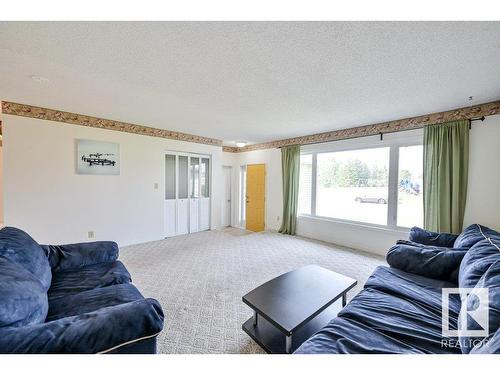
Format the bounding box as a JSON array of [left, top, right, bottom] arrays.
[[0, 227, 164, 354], [295, 224, 500, 354]]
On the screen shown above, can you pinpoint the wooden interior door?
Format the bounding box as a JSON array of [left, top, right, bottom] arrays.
[[245, 164, 265, 232]]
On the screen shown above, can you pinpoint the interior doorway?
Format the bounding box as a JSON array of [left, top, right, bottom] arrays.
[[221, 166, 232, 227], [245, 164, 266, 232]]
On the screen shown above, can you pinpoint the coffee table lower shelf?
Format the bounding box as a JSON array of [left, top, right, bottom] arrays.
[[242, 302, 340, 354]]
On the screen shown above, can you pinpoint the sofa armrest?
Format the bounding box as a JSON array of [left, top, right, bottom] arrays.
[[409, 227, 458, 248], [0, 298, 164, 354], [386, 242, 467, 283], [41, 241, 119, 271]]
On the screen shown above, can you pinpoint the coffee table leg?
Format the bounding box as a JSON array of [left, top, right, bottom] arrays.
[[342, 293, 347, 307], [253, 311, 258, 326], [286, 335, 292, 354]]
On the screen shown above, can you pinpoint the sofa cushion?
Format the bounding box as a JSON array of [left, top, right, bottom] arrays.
[[0, 257, 48, 327], [296, 285, 461, 353], [295, 315, 431, 354], [459, 238, 500, 289], [0, 298, 164, 354], [48, 261, 131, 301], [47, 283, 144, 321], [454, 224, 500, 249], [0, 227, 51, 291], [386, 241, 467, 283], [361, 266, 461, 351], [409, 227, 458, 248], [365, 266, 459, 308], [42, 241, 119, 271], [296, 266, 462, 354], [458, 236, 500, 354], [339, 288, 460, 353]]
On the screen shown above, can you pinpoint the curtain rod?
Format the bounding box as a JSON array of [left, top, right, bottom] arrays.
[[378, 116, 485, 140], [468, 116, 485, 129], [281, 116, 487, 147]]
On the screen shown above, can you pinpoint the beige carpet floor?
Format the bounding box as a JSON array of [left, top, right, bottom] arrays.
[[120, 229, 385, 354]]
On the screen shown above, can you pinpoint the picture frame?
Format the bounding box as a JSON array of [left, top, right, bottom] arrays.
[[76, 139, 120, 175]]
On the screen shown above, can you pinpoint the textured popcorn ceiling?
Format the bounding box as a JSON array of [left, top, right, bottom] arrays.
[[0, 22, 499, 146]]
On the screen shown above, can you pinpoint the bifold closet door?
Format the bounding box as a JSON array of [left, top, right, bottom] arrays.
[[165, 152, 210, 237], [177, 155, 189, 235], [199, 158, 211, 230], [189, 156, 200, 233], [164, 154, 176, 237]]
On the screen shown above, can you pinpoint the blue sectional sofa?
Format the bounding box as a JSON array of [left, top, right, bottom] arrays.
[[296, 224, 500, 354], [0, 227, 164, 354]]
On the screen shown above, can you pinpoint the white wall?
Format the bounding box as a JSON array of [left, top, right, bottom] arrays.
[[224, 115, 500, 256], [2, 114, 224, 246], [463, 114, 500, 231], [297, 218, 406, 256]]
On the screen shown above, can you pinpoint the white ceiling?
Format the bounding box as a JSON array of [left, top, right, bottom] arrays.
[[0, 22, 499, 146]]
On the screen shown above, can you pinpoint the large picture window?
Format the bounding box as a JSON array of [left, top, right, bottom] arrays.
[[316, 147, 390, 225], [298, 138, 423, 229]]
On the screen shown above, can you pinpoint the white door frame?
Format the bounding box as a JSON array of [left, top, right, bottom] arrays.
[[222, 165, 232, 227], [239, 165, 247, 229]]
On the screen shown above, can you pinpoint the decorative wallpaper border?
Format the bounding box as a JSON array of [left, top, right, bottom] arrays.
[[1, 102, 223, 147], [224, 100, 500, 152], [222, 146, 238, 153], [3, 100, 499, 152]]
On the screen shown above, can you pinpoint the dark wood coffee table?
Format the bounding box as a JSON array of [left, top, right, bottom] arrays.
[[242, 265, 357, 354]]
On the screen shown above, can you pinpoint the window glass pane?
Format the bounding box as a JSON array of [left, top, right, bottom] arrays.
[[397, 145, 423, 228], [178, 156, 188, 199], [316, 147, 389, 225], [298, 154, 312, 215], [190, 157, 200, 198], [201, 158, 210, 198], [165, 154, 176, 199]]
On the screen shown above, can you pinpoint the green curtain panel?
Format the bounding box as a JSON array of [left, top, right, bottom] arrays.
[[423, 119, 469, 234], [279, 145, 301, 235]]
